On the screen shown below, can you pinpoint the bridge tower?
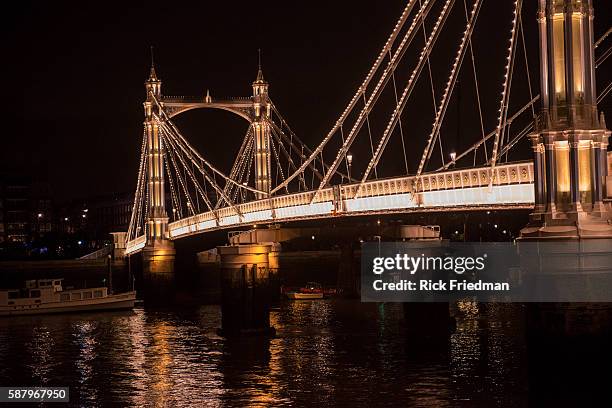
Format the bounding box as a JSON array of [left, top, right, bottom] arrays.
[[521, 0, 612, 337], [142, 60, 175, 273], [522, 0, 611, 239], [252, 60, 272, 199]]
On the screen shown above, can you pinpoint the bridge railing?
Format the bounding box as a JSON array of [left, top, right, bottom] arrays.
[[415, 161, 533, 192], [164, 162, 534, 241], [125, 234, 146, 255]]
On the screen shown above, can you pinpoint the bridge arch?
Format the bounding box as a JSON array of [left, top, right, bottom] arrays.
[[165, 101, 254, 122]]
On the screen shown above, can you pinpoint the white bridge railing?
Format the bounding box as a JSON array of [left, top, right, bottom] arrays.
[[125, 162, 534, 254]]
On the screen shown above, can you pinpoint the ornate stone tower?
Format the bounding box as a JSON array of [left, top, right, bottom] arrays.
[[142, 59, 175, 273], [521, 0, 611, 239], [251, 59, 272, 199]]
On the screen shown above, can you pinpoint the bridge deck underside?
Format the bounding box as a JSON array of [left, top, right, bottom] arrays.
[[125, 162, 534, 254]]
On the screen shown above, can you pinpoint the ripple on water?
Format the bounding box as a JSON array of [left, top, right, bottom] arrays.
[[0, 300, 530, 407]]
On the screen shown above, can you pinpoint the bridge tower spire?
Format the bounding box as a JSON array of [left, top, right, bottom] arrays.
[[252, 50, 272, 199], [142, 50, 175, 273], [522, 0, 611, 238]]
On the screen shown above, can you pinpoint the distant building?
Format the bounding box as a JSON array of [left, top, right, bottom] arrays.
[[0, 175, 53, 243], [57, 192, 133, 245]]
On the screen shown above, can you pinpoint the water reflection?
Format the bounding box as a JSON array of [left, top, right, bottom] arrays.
[[72, 321, 99, 405], [450, 303, 527, 406], [27, 326, 55, 386], [0, 300, 535, 406]]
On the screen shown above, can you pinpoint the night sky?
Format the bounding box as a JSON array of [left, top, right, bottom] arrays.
[[1, 0, 610, 202]]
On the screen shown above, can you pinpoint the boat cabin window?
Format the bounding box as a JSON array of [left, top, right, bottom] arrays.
[[8, 291, 19, 299], [71, 293, 82, 300], [83, 292, 92, 299], [54, 280, 61, 286], [39, 281, 51, 287], [94, 290, 103, 298], [60, 294, 70, 301], [30, 290, 41, 298]]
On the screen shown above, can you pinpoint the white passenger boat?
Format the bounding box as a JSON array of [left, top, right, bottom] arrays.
[[0, 278, 136, 316]]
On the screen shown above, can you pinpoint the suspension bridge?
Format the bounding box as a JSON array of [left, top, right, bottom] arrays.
[[125, 0, 612, 256]]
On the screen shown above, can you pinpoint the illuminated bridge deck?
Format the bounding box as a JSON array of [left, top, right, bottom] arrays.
[[125, 162, 534, 254]]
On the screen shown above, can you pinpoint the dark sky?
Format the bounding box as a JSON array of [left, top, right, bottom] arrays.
[[1, 0, 610, 202]]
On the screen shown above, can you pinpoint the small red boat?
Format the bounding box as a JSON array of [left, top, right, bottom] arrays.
[[284, 282, 337, 300]]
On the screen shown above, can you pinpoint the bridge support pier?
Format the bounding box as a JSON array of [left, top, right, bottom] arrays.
[[400, 236, 455, 336], [268, 243, 282, 302], [337, 242, 360, 297], [142, 242, 176, 275], [141, 242, 176, 300], [217, 244, 276, 336]]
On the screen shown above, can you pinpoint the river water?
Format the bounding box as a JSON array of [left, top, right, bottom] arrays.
[[0, 299, 610, 407]]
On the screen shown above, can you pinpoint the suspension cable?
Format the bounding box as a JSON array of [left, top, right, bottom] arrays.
[[163, 139, 182, 220], [161, 129, 218, 217], [356, 0, 456, 193], [434, 24, 610, 172], [518, 11, 535, 117], [389, 49, 410, 175], [490, 0, 522, 171], [272, 0, 432, 194], [127, 129, 148, 241], [417, 0, 483, 176], [313, 0, 438, 194], [158, 117, 243, 217], [595, 41, 612, 68], [151, 94, 265, 196], [435, 95, 539, 172], [464, 0, 487, 162], [595, 27, 612, 49], [162, 131, 199, 217], [362, 93, 378, 178]]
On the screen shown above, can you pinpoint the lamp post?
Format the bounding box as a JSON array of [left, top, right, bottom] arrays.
[[347, 152, 353, 180], [449, 151, 456, 167]]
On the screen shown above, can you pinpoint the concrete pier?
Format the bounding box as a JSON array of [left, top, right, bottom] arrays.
[[267, 243, 282, 302], [217, 244, 275, 336], [142, 242, 176, 275], [337, 242, 359, 297], [399, 237, 455, 335]]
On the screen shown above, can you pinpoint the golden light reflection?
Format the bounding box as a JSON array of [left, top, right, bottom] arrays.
[[128, 309, 148, 407], [150, 322, 173, 407]]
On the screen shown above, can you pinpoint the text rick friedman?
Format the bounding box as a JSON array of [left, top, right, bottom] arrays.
[[370, 254, 510, 292], [372, 279, 509, 292]]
